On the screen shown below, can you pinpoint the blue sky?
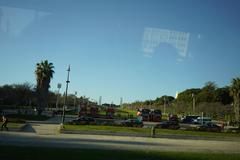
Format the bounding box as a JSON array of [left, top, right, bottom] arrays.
[[0, 0, 240, 104]]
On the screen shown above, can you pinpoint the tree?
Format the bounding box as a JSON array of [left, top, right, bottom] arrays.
[[0, 85, 15, 105], [176, 88, 201, 103], [35, 60, 54, 114], [214, 87, 232, 105], [155, 96, 175, 106], [203, 81, 217, 91], [13, 83, 34, 106], [0, 83, 35, 106], [198, 81, 217, 103], [230, 77, 240, 125]]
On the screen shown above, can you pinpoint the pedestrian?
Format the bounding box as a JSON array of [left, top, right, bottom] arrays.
[[1, 115, 8, 131], [137, 110, 141, 117], [151, 126, 156, 138], [220, 122, 225, 130]]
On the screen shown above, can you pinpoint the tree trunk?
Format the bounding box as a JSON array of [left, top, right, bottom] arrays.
[[234, 95, 240, 127], [236, 99, 240, 127], [36, 87, 48, 115]]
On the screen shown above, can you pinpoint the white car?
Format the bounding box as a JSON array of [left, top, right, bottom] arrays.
[[194, 117, 212, 125]]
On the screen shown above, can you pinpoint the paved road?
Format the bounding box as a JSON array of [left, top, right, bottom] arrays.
[[0, 131, 240, 153]]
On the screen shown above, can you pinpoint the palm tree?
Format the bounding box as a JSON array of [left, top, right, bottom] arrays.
[[230, 77, 240, 126], [35, 60, 54, 114]]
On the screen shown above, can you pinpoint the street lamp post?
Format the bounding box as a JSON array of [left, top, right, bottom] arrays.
[[62, 65, 70, 124], [192, 93, 195, 115], [163, 97, 166, 115], [120, 97, 123, 107], [99, 96, 102, 106]]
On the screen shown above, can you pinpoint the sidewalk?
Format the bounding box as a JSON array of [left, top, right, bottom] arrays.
[[1, 131, 240, 153]]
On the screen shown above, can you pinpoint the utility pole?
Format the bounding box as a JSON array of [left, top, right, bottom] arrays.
[[192, 93, 195, 115], [163, 96, 166, 115], [120, 97, 123, 107], [99, 96, 102, 106], [62, 65, 70, 124]]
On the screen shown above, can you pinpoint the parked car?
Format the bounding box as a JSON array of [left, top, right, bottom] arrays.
[[194, 117, 212, 125], [151, 109, 162, 122], [68, 117, 96, 125], [181, 115, 199, 124], [53, 110, 63, 115], [156, 121, 180, 130], [168, 114, 179, 122], [140, 109, 150, 121], [121, 118, 143, 127], [196, 123, 221, 132]]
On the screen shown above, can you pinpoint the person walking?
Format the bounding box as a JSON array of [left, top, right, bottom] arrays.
[[1, 115, 8, 131]]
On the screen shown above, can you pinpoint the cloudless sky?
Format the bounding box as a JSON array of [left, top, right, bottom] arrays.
[[0, 0, 240, 104]]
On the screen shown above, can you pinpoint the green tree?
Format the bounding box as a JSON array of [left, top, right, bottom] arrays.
[[203, 81, 217, 91], [230, 77, 240, 125], [0, 83, 35, 106], [0, 85, 15, 105], [176, 88, 201, 103], [155, 96, 175, 106], [198, 81, 217, 103], [13, 83, 34, 106], [214, 87, 232, 105], [35, 60, 54, 114]]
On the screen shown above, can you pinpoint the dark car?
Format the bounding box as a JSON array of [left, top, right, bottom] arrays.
[[197, 123, 222, 132], [140, 109, 151, 121], [53, 110, 63, 115], [152, 109, 162, 122], [121, 119, 143, 128], [181, 116, 199, 124], [69, 117, 96, 125], [156, 121, 180, 130], [169, 114, 179, 122]]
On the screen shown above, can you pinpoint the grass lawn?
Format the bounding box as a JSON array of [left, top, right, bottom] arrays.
[[117, 108, 137, 116], [7, 122, 25, 129], [114, 108, 137, 119], [0, 122, 25, 131], [0, 145, 239, 160], [98, 108, 136, 119], [63, 124, 240, 139], [64, 124, 150, 134], [98, 110, 107, 116]]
